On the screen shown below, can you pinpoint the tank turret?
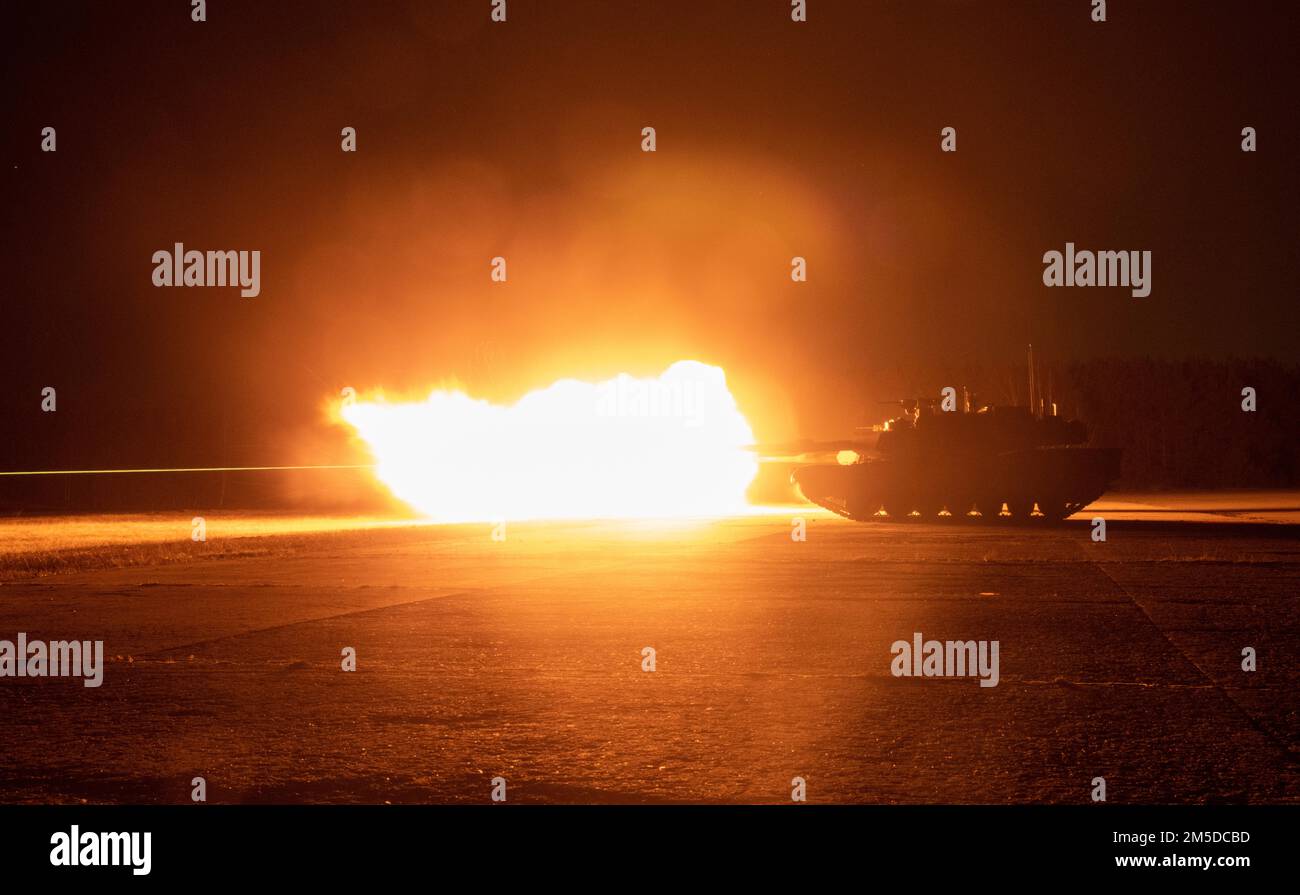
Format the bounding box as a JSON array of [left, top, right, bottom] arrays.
[[791, 388, 1121, 522]]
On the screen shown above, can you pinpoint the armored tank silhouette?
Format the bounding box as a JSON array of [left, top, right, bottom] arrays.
[[790, 388, 1121, 522]]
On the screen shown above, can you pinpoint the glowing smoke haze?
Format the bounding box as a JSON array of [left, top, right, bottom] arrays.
[[339, 361, 758, 522]]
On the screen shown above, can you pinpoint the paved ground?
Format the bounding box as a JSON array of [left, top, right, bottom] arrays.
[[0, 504, 1296, 804]]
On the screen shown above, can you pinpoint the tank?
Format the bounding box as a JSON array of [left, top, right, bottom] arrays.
[[790, 390, 1122, 522]]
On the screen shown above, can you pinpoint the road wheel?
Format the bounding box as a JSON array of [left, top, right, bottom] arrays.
[[917, 502, 946, 520], [846, 493, 881, 521], [1006, 497, 1035, 520], [1036, 496, 1071, 522], [946, 495, 976, 519], [882, 503, 912, 521]]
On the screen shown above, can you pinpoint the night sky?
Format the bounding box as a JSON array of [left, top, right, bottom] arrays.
[[4, 0, 1297, 494]]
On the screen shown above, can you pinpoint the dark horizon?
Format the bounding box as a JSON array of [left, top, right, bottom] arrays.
[[4, 0, 1297, 507]]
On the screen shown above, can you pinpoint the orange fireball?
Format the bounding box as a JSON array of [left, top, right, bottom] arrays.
[[338, 361, 757, 522]]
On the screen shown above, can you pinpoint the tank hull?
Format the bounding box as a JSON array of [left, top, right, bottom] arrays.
[[792, 447, 1122, 522]]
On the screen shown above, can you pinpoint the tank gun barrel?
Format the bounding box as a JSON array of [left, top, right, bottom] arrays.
[[745, 438, 877, 462]]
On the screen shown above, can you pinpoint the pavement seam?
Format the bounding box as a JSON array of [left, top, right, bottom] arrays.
[[1083, 549, 1297, 763]]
